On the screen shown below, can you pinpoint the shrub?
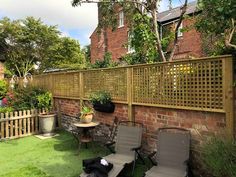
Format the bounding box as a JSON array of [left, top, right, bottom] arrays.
[[0, 106, 13, 113], [200, 135, 236, 177], [90, 52, 118, 68], [11, 87, 46, 110], [89, 90, 112, 105], [0, 80, 8, 99], [36, 91, 53, 112]]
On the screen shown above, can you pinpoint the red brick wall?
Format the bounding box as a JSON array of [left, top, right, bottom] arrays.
[[173, 17, 203, 59], [54, 98, 226, 152], [134, 105, 225, 150], [90, 23, 129, 63]]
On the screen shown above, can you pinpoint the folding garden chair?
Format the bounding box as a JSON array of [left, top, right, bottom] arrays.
[[80, 121, 144, 177], [145, 127, 190, 177], [93, 116, 119, 144]]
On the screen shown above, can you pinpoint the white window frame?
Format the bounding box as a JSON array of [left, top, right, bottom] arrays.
[[177, 22, 183, 37], [118, 11, 124, 28]]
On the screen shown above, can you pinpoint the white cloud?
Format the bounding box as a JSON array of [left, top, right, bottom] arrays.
[[158, 0, 170, 12], [0, 0, 98, 30]]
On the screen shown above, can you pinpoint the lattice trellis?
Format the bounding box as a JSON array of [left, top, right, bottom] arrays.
[[17, 56, 229, 112], [31, 75, 49, 89], [50, 72, 80, 97], [82, 68, 127, 102], [132, 59, 223, 111]]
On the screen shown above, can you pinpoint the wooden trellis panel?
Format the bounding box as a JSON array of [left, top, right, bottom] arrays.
[[31, 75, 49, 90], [12, 56, 231, 114], [50, 72, 80, 98], [82, 68, 127, 102], [132, 58, 224, 112]]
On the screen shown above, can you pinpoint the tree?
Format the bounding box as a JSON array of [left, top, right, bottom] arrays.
[[0, 17, 85, 76], [49, 37, 87, 70], [72, 0, 188, 62], [196, 0, 236, 53], [82, 45, 91, 62]]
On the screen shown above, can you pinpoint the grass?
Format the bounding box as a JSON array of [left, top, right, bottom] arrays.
[[0, 130, 148, 177]]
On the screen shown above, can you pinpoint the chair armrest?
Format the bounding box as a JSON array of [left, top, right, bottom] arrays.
[[131, 146, 145, 165], [105, 141, 116, 153], [131, 145, 141, 151], [105, 141, 115, 147], [148, 151, 157, 166]]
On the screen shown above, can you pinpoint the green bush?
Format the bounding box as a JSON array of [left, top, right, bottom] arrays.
[[90, 52, 118, 68], [89, 90, 112, 105], [200, 135, 236, 177], [11, 87, 46, 110], [36, 91, 52, 112], [0, 80, 8, 99], [0, 106, 13, 113]]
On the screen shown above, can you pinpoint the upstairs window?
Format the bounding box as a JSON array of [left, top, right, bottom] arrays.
[[118, 11, 124, 28], [177, 22, 183, 37]]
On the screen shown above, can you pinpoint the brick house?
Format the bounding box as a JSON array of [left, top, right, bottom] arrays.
[[90, 1, 203, 63]]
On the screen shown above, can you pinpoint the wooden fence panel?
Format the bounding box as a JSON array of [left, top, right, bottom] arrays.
[[0, 110, 39, 140]]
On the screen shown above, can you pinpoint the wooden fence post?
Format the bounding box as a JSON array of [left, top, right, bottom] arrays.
[[127, 68, 133, 121], [223, 56, 234, 136], [79, 72, 84, 108]]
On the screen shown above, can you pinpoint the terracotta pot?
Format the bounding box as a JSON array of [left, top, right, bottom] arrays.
[[80, 114, 93, 123], [39, 113, 56, 136]]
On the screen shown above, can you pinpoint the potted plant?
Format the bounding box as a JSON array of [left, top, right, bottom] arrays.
[[80, 105, 94, 123], [37, 91, 56, 136], [89, 90, 115, 113], [0, 80, 7, 107]]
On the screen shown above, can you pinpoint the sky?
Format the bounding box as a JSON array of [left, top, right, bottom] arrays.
[[0, 0, 195, 47]]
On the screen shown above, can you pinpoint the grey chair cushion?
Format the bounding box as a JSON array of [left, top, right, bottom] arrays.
[[157, 131, 190, 170], [145, 128, 190, 177], [115, 125, 142, 156], [104, 153, 134, 165], [145, 166, 187, 177]]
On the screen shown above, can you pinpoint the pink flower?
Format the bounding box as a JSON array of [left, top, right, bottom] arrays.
[[2, 97, 8, 106]]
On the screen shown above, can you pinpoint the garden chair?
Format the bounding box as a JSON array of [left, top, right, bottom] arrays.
[[80, 121, 144, 177], [145, 127, 190, 177], [93, 116, 119, 144]]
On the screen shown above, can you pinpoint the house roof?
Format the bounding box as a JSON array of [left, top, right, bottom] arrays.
[[157, 1, 199, 23]]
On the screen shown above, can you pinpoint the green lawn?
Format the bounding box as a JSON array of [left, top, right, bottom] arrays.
[[0, 131, 148, 177]]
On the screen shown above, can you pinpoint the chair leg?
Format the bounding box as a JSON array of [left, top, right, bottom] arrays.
[[137, 151, 145, 165], [132, 152, 137, 176], [78, 141, 82, 154]]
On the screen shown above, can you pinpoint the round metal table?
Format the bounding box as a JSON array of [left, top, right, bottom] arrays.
[[74, 121, 100, 150]]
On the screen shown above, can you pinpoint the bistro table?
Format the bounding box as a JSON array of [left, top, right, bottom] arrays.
[[74, 121, 100, 151]]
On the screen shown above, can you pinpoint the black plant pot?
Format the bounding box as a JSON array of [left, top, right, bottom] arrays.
[[93, 102, 115, 113]]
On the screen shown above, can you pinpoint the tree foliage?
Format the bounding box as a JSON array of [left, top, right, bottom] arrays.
[[129, 13, 159, 63], [196, 0, 236, 54], [90, 52, 118, 68], [0, 17, 85, 76]]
